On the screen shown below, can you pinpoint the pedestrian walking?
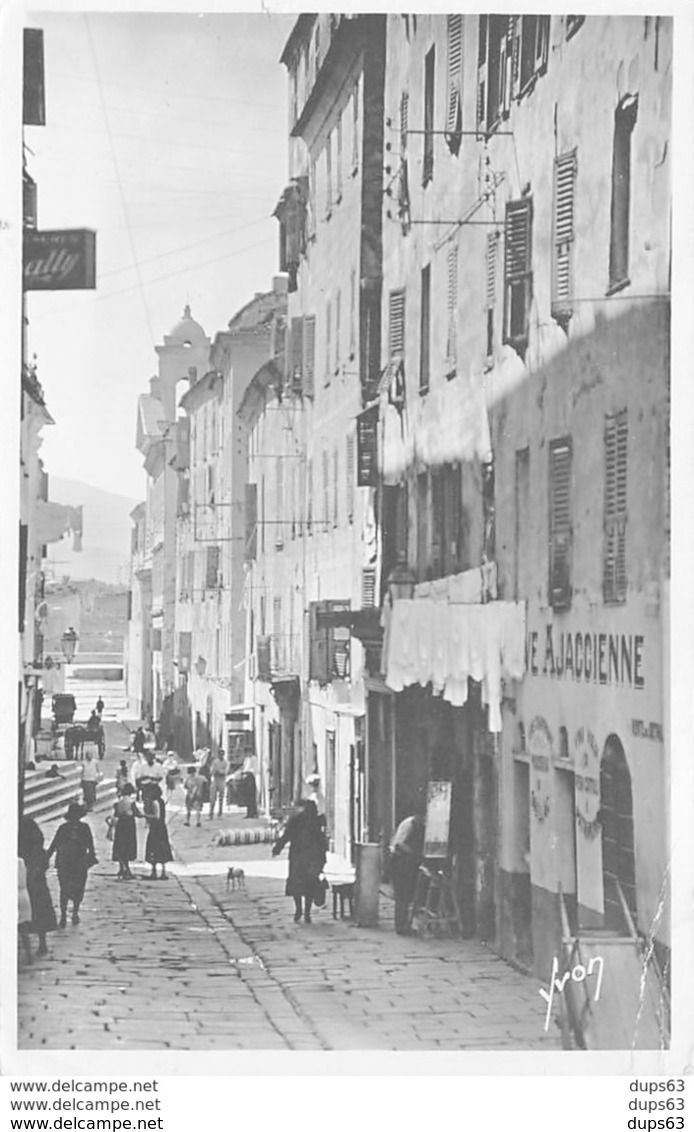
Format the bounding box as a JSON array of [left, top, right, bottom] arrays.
[[142, 783, 173, 880], [80, 751, 102, 812], [306, 774, 327, 830], [272, 799, 328, 924], [111, 784, 142, 880], [162, 750, 181, 800], [183, 765, 206, 827], [47, 803, 98, 927], [18, 816, 57, 957], [95, 696, 104, 715], [18, 858, 33, 964], [208, 751, 229, 819], [116, 759, 130, 796], [389, 813, 425, 936], [131, 726, 146, 755], [242, 771, 258, 819]]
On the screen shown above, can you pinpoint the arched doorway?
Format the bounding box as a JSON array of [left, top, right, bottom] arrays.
[[600, 734, 636, 931]]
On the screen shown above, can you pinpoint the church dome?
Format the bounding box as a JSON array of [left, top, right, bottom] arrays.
[[167, 304, 207, 347]]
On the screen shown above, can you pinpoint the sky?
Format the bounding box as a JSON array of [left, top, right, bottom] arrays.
[[23, 10, 294, 501]]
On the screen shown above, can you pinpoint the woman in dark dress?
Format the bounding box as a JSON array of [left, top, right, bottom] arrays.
[[143, 783, 173, 880], [111, 783, 142, 880], [18, 816, 58, 955], [47, 803, 97, 927], [272, 799, 327, 924]]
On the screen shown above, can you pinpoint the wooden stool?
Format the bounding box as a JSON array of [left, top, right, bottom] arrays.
[[331, 882, 354, 919]]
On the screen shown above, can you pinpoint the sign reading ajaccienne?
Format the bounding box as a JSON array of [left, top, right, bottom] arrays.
[[526, 624, 646, 689], [23, 229, 96, 291]]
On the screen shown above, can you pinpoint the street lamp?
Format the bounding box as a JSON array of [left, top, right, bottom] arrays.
[[61, 627, 78, 662], [385, 555, 417, 603]]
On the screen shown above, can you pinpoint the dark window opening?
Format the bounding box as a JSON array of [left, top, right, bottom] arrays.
[[423, 46, 435, 186], [609, 95, 638, 293]]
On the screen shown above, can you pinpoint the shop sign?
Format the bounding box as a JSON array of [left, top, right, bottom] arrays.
[[356, 405, 379, 487], [526, 625, 645, 689], [631, 719, 663, 742], [24, 229, 97, 291], [574, 727, 601, 840], [529, 716, 552, 823]]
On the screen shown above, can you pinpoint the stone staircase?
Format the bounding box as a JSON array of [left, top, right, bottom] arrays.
[[24, 764, 117, 825]]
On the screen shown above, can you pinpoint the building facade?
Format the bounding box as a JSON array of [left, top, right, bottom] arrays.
[[373, 13, 671, 979]]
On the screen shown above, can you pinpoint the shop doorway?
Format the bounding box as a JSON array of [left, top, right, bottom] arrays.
[[268, 721, 282, 816], [325, 728, 336, 848], [600, 733, 636, 930]]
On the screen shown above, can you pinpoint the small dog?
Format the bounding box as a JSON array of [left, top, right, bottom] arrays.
[[226, 866, 246, 892]]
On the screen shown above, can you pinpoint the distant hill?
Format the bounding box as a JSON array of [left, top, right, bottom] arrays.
[[43, 477, 141, 585]]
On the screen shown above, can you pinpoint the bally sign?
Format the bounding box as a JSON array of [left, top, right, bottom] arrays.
[[24, 229, 96, 291]]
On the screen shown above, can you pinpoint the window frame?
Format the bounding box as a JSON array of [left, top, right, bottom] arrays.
[[423, 45, 435, 187], [548, 437, 573, 609]]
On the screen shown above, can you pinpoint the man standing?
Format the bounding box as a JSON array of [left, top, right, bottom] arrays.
[[208, 750, 229, 819], [80, 752, 102, 812], [389, 813, 425, 935]]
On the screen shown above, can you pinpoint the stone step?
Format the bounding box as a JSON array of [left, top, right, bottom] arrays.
[[25, 778, 117, 824]]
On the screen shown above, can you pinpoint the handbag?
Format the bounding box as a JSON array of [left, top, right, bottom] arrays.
[[312, 875, 328, 908], [105, 816, 115, 842]]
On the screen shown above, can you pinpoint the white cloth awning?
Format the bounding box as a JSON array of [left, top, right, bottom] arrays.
[[383, 598, 526, 732]]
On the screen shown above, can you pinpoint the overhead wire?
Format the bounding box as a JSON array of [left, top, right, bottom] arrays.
[[84, 13, 155, 349]]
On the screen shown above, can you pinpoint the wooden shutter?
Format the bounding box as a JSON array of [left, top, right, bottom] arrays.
[[349, 270, 357, 357], [303, 315, 316, 398], [446, 242, 458, 374], [346, 433, 355, 522], [603, 410, 628, 603], [290, 316, 303, 387], [548, 439, 572, 607], [486, 230, 498, 308], [275, 461, 284, 547], [535, 15, 550, 73], [446, 15, 463, 154], [322, 449, 330, 529], [504, 197, 533, 350], [389, 289, 406, 357], [334, 289, 341, 372], [244, 483, 257, 561], [257, 635, 272, 680], [552, 150, 577, 323], [361, 568, 376, 609], [477, 16, 489, 134], [400, 90, 409, 153], [307, 457, 313, 533], [444, 464, 462, 572], [352, 80, 360, 171], [309, 601, 329, 683], [431, 469, 445, 578], [272, 596, 282, 670], [420, 266, 430, 392], [205, 545, 220, 589]]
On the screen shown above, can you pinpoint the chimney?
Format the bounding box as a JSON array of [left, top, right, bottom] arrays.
[[273, 274, 288, 295], [149, 375, 161, 399]]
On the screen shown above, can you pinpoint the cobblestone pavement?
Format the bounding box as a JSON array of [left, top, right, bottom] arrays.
[[18, 723, 560, 1052]]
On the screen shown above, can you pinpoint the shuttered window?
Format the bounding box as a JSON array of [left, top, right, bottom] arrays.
[[257, 634, 272, 681], [485, 230, 498, 357], [423, 46, 435, 186], [289, 316, 303, 387], [322, 449, 330, 529], [477, 16, 508, 136], [609, 95, 638, 293], [603, 410, 628, 604], [552, 150, 577, 326], [336, 114, 343, 201], [275, 461, 284, 548], [244, 483, 257, 562], [334, 289, 341, 373], [361, 568, 376, 609], [446, 16, 463, 155], [346, 433, 355, 523], [205, 545, 220, 590], [325, 132, 333, 216], [307, 457, 313, 535], [419, 267, 430, 393], [349, 269, 357, 357], [548, 439, 572, 608], [445, 242, 458, 376], [400, 90, 409, 153], [303, 315, 316, 398], [503, 197, 533, 355], [325, 301, 332, 383], [272, 597, 283, 671], [352, 81, 360, 172], [389, 288, 406, 358]]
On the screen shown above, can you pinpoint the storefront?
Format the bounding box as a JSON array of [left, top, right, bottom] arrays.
[[498, 592, 668, 980]]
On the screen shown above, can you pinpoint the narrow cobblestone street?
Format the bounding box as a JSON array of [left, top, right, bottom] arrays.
[[18, 724, 560, 1052]]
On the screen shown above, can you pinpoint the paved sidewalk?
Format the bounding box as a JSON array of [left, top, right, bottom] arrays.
[[19, 774, 560, 1051]]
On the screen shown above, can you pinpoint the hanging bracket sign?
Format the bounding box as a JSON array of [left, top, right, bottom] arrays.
[[356, 405, 379, 487], [23, 229, 96, 291]]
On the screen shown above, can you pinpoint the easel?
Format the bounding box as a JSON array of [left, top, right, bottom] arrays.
[[409, 857, 463, 938]]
